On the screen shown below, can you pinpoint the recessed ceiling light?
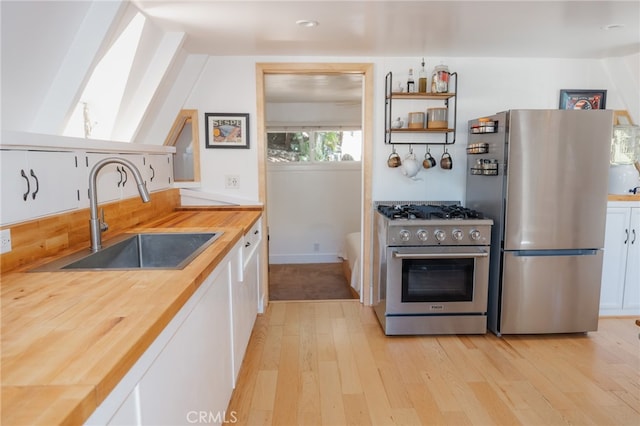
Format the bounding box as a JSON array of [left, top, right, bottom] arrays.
[[296, 20, 319, 28], [601, 24, 625, 30]]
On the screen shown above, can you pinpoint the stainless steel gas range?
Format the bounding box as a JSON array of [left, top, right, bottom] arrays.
[[373, 202, 493, 335]]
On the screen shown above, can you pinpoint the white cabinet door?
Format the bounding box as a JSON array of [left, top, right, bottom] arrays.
[[232, 245, 258, 385], [600, 207, 630, 311], [622, 208, 640, 310], [145, 154, 173, 192], [1, 150, 80, 225], [107, 386, 140, 426], [120, 155, 147, 200], [26, 151, 80, 217], [85, 153, 146, 203], [1, 150, 31, 224], [138, 262, 233, 426]]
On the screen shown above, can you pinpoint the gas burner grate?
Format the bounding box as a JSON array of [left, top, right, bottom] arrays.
[[377, 203, 485, 220]]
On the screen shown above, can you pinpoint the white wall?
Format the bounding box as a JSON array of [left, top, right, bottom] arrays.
[[267, 163, 361, 263], [183, 57, 262, 202]]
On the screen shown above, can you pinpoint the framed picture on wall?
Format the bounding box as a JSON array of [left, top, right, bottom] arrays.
[[205, 113, 250, 149], [558, 89, 607, 110]]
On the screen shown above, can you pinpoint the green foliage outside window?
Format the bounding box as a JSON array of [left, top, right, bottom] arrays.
[[268, 130, 361, 163]]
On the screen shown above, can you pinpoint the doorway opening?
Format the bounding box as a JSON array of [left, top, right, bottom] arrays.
[[255, 63, 374, 306]]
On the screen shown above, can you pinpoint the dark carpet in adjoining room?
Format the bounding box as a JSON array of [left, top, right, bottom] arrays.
[[269, 263, 358, 301]]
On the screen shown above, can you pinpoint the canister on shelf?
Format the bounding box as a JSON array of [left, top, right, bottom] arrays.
[[427, 107, 448, 129], [408, 112, 425, 129]]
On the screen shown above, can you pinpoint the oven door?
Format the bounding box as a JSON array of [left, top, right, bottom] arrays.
[[386, 246, 489, 315]]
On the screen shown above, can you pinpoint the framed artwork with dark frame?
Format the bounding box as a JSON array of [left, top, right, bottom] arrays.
[[559, 89, 607, 110], [205, 113, 250, 149]]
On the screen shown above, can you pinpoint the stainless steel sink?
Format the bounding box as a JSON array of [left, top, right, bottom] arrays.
[[31, 232, 222, 272]]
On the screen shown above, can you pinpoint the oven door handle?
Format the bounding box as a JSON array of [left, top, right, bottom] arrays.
[[393, 251, 489, 259]]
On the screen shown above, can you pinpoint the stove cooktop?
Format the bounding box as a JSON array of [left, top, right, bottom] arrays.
[[377, 203, 485, 221], [375, 202, 493, 246]]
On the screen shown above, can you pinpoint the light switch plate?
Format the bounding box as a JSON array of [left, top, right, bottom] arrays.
[[1, 229, 12, 254]]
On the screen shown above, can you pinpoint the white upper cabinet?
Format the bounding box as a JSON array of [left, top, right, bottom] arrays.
[[144, 153, 173, 192], [82, 153, 147, 206], [1, 149, 81, 225]]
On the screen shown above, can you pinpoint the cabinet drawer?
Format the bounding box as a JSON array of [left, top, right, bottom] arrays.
[[242, 217, 262, 266]]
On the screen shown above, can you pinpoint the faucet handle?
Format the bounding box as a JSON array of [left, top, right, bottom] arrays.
[[100, 208, 109, 232]]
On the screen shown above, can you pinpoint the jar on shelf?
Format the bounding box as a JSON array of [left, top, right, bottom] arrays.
[[430, 63, 450, 93], [408, 112, 425, 129], [427, 107, 448, 129]]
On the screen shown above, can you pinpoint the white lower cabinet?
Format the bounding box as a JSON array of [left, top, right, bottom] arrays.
[[85, 240, 240, 426], [138, 260, 233, 425], [107, 386, 141, 425], [231, 241, 259, 385], [600, 204, 640, 316]]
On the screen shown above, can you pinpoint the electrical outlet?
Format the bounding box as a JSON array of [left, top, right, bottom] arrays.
[[1, 229, 12, 254], [225, 175, 240, 189]]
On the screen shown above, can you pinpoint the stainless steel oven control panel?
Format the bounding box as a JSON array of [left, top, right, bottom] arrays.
[[387, 223, 492, 246]]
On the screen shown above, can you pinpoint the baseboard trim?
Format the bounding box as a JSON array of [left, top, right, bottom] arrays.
[[269, 254, 341, 264]]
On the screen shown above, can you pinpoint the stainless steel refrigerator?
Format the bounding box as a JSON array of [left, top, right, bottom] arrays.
[[466, 109, 614, 335]]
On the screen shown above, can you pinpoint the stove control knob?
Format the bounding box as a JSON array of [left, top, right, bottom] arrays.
[[416, 229, 429, 241], [452, 229, 464, 241], [399, 230, 411, 242], [469, 229, 482, 241], [434, 230, 446, 242]]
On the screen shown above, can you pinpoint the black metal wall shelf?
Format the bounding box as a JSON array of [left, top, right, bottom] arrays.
[[384, 71, 458, 145]]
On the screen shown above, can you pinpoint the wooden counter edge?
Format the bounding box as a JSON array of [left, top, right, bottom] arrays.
[[176, 205, 263, 212], [608, 194, 640, 201]]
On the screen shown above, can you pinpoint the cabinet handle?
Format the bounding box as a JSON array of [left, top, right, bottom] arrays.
[[254, 229, 259, 235], [245, 241, 251, 248], [624, 229, 629, 244], [20, 169, 30, 201], [149, 164, 155, 181], [121, 167, 128, 187], [116, 166, 123, 187], [632, 229, 636, 245], [30, 169, 39, 200]]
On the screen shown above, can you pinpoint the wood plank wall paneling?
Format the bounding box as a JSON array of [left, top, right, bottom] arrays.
[[0, 189, 180, 273]]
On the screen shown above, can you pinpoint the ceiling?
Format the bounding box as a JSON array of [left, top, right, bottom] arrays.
[[132, 1, 639, 104], [133, 1, 639, 59]]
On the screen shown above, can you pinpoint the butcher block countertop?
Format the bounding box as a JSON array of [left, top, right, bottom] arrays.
[[608, 194, 640, 201], [1, 208, 262, 425]]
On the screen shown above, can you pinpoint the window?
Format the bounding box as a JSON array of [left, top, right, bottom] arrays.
[[63, 13, 146, 141], [267, 130, 362, 163]]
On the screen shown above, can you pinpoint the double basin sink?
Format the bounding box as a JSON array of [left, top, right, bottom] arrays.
[[32, 232, 222, 272]]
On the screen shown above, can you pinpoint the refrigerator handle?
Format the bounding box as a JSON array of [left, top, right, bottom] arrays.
[[624, 229, 629, 244]]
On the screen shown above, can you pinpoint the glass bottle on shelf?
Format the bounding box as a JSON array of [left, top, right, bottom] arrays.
[[418, 59, 427, 93], [406, 68, 415, 93]]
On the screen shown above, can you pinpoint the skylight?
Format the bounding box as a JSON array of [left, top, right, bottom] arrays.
[[63, 13, 146, 141]]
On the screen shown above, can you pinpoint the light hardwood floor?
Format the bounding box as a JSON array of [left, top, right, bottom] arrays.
[[227, 300, 640, 425]]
